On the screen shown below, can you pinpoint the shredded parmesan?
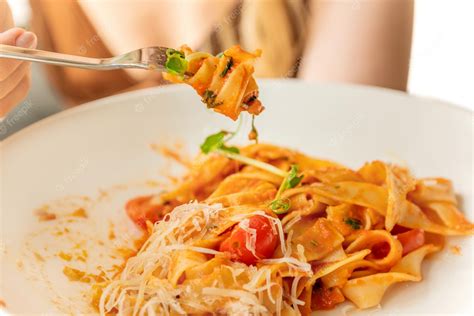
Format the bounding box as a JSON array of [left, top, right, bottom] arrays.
[[99, 203, 224, 315], [239, 218, 258, 258], [261, 257, 312, 273], [290, 275, 305, 311], [202, 287, 268, 313], [243, 267, 271, 292], [222, 265, 245, 286], [296, 243, 307, 263], [162, 244, 221, 255], [285, 229, 294, 258], [283, 214, 301, 232], [99, 203, 312, 315], [265, 269, 275, 304]]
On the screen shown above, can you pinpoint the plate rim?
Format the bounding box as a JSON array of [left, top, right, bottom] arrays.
[[1, 79, 471, 147]]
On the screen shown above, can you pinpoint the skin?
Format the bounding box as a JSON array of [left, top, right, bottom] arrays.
[[0, 0, 37, 117], [301, 0, 414, 91], [79, 0, 413, 90], [0, 0, 413, 116]]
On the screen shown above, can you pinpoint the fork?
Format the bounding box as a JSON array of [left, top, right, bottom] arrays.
[[0, 44, 169, 71]]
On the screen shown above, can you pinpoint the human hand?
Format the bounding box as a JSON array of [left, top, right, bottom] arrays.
[[1, 1, 37, 117]]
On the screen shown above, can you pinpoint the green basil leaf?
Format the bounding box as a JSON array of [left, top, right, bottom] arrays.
[[344, 217, 362, 230], [200, 131, 227, 154], [220, 56, 233, 77], [287, 165, 303, 188], [220, 145, 240, 154], [165, 49, 188, 75]]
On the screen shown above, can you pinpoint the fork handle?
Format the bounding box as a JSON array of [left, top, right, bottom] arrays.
[[0, 44, 120, 70]]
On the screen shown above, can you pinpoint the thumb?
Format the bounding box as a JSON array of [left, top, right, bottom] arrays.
[[0, 28, 37, 78], [0, 27, 37, 49], [15, 30, 37, 48]]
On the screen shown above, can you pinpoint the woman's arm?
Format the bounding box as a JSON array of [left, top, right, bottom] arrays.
[[300, 0, 414, 91]]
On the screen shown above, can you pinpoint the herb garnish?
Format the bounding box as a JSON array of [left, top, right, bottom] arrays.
[[269, 165, 303, 214], [200, 129, 287, 178], [269, 199, 291, 214], [220, 56, 234, 77], [245, 95, 257, 105], [200, 131, 239, 155], [201, 89, 222, 108], [165, 49, 188, 76], [200, 127, 303, 215], [345, 217, 362, 230]]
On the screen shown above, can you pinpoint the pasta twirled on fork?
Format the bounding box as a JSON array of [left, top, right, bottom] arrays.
[[163, 45, 264, 120]]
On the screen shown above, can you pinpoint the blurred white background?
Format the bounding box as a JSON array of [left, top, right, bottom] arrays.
[[2, 0, 473, 138], [409, 0, 473, 110]]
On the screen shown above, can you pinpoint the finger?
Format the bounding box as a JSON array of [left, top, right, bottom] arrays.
[[0, 62, 30, 99], [0, 29, 37, 80], [0, 73, 30, 117], [0, 28, 25, 73]]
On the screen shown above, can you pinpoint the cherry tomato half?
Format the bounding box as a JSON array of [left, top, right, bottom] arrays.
[[396, 229, 425, 256], [125, 195, 161, 229], [220, 215, 278, 265]]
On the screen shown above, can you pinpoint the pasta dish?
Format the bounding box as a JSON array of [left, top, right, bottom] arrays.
[[95, 141, 473, 315], [91, 46, 473, 315]]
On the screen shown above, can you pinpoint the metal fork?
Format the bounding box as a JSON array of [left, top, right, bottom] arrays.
[[0, 44, 169, 71]]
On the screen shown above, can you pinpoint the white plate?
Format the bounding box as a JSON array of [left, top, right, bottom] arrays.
[[1, 80, 473, 315]]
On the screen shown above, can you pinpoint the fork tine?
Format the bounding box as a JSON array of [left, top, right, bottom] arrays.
[[142, 47, 169, 70]]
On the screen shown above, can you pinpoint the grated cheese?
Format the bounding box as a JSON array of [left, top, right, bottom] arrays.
[[261, 257, 312, 273], [99, 202, 314, 315], [290, 275, 305, 311], [162, 244, 221, 255], [202, 287, 268, 313], [285, 230, 294, 258], [296, 244, 307, 263], [239, 218, 258, 258], [223, 265, 246, 286], [265, 268, 276, 304], [284, 214, 301, 233]]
